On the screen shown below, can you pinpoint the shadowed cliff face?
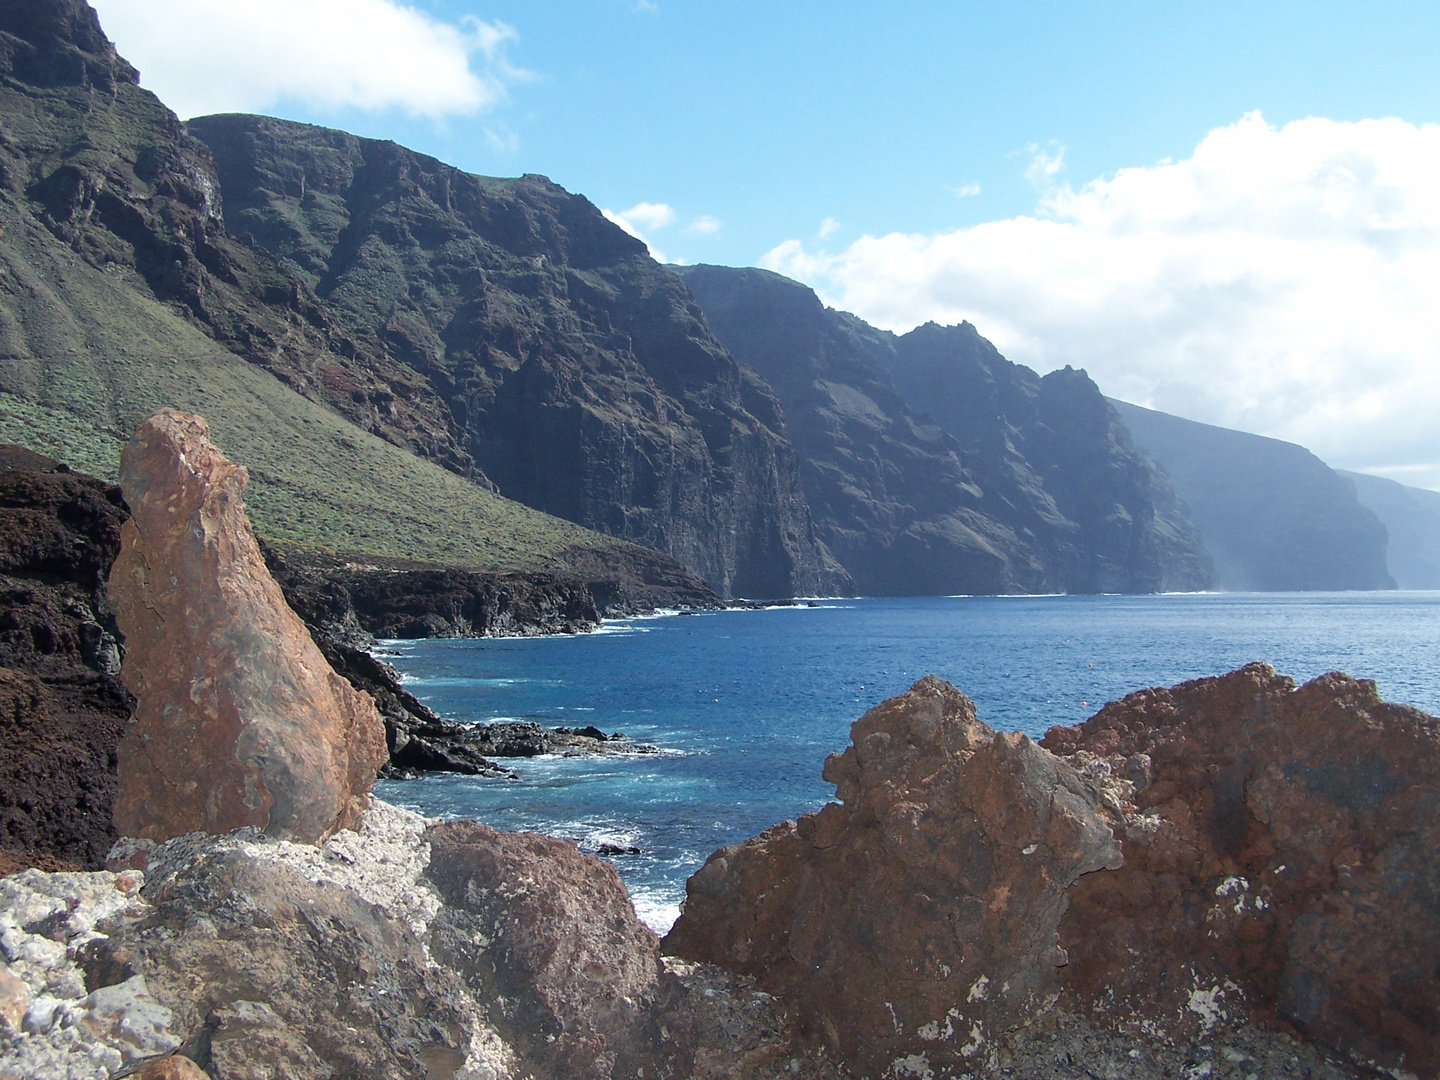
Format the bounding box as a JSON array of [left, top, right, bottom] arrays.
[[676, 265, 1210, 595], [1113, 402, 1394, 591], [186, 115, 844, 600]]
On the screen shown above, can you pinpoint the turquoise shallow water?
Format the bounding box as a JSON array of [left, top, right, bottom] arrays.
[[374, 592, 1440, 931]]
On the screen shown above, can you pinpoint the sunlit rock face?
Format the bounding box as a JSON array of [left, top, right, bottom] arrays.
[[665, 675, 1123, 1077], [108, 410, 387, 844], [1044, 662, 1440, 1079]]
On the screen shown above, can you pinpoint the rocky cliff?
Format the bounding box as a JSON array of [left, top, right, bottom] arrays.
[[1113, 401, 1394, 590], [0, 0, 807, 599], [184, 114, 843, 599], [676, 265, 1210, 594], [1339, 470, 1440, 589]]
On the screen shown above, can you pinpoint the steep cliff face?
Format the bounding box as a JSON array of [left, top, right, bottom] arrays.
[[676, 265, 1210, 594], [0, 0, 470, 473], [890, 323, 1211, 592], [187, 116, 842, 599], [1338, 470, 1440, 589], [2, 0, 726, 590], [1113, 402, 1394, 591]]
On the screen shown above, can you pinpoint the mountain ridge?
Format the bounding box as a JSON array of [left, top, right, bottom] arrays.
[[675, 264, 1212, 594]]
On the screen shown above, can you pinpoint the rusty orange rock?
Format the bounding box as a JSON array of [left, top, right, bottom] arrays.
[[108, 411, 386, 844], [1043, 662, 1440, 1079], [664, 675, 1122, 1076]]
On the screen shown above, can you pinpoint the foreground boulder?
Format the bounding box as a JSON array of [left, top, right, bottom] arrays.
[[108, 411, 387, 843], [1044, 663, 1440, 1079], [665, 675, 1123, 1076], [0, 799, 796, 1080], [666, 668, 1438, 1079]]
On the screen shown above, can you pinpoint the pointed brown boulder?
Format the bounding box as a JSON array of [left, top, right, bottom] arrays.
[[108, 411, 387, 843]]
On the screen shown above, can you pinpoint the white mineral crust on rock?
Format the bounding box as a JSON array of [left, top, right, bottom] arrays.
[[0, 868, 175, 1080]]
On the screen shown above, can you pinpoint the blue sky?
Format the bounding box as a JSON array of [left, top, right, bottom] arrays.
[[90, 1, 1440, 485]]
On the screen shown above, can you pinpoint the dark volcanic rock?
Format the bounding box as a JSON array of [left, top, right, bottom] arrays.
[[1114, 400, 1394, 590], [0, 445, 130, 868], [676, 265, 1210, 595], [1042, 663, 1440, 1078], [665, 676, 1122, 1076], [187, 113, 844, 599]]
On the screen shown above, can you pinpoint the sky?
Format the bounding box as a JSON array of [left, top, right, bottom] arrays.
[[89, 0, 1440, 489]]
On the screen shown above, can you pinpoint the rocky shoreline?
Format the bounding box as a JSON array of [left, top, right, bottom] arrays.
[[0, 445, 676, 871], [2, 415, 1435, 1079]]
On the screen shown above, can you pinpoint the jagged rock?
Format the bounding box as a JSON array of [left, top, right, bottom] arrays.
[[1042, 663, 1440, 1078], [664, 675, 1123, 1076], [133, 1057, 207, 1080], [107, 411, 387, 843], [2, 799, 799, 1079], [0, 447, 131, 867]]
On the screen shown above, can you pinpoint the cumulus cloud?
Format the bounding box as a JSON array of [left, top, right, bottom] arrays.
[[818, 217, 842, 239], [687, 215, 722, 235], [90, 0, 530, 120], [761, 112, 1440, 488]]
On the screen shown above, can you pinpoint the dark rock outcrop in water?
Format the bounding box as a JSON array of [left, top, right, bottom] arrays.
[[1113, 400, 1394, 590], [1339, 469, 1440, 589], [675, 265, 1210, 594], [0, 447, 129, 868], [185, 114, 844, 599], [108, 411, 388, 844]]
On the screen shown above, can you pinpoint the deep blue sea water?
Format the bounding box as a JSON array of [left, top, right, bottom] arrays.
[[374, 592, 1440, 931]]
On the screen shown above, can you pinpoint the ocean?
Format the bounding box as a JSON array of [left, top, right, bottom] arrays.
[[374, 592, 1440, 932]]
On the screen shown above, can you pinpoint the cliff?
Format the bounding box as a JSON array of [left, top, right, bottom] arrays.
[[0, 0, 828, 599], [1339, 470, 1440, 589], [1113, 401, 1395, 590], [185, 115, 843, 599], [676, 265, 1210, 594]]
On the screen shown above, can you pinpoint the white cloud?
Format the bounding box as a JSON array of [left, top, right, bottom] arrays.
[[686, 215, 722, 235], [1024, 141, 1066, 187], [616, 202, 676, 231], [602, 204, 670, 263], [950, 183, 981, 198], [818, 217, 842, 240], [761, 113, 1440, 489], [90, 0, 530, 120]]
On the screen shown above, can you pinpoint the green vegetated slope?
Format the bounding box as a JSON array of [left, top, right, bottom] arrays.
[[0, 209, 624, 572], [0, 1, 646, 577]]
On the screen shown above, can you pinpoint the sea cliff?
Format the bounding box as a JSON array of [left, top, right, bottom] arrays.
[[4, 413, 1431, 1079]]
